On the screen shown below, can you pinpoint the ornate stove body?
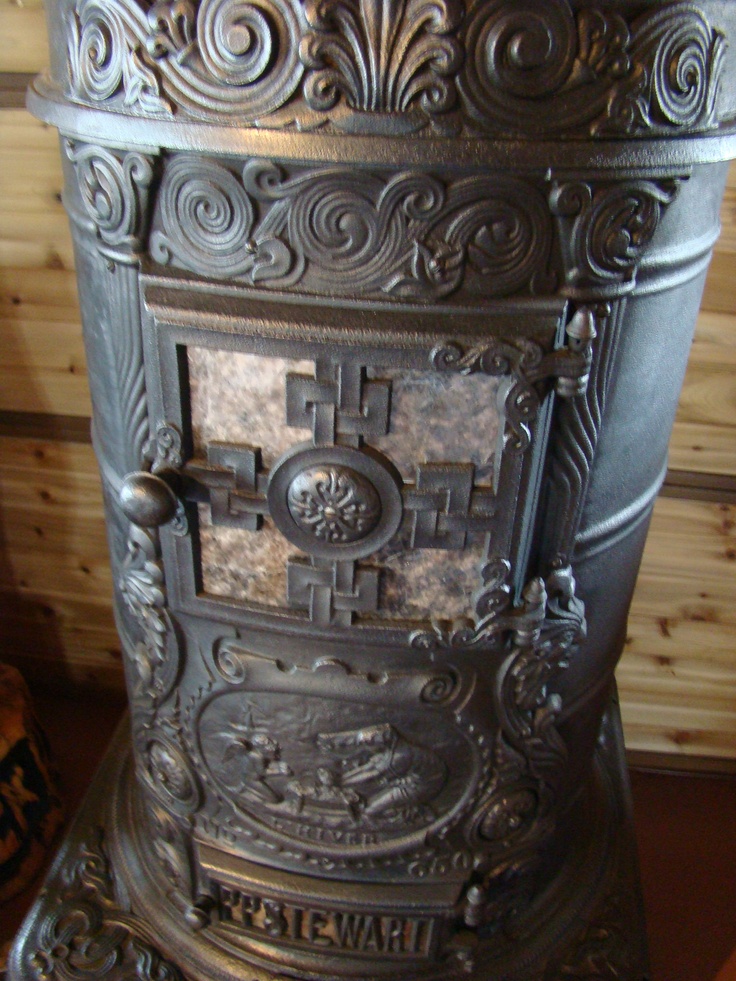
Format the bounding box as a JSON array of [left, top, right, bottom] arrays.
[[11, 2, 736, 979]]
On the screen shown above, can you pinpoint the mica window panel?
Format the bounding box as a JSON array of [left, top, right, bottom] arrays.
[[192, 355, 498, 617], [198, 509, 293, 607], [371, 368, 501, 484], [377, 519, 486, 622], [189, 348, 311, 606], [188, 348, 313, 466]]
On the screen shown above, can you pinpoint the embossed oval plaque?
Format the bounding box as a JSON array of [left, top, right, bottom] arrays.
[[197, 689, 482, 858]]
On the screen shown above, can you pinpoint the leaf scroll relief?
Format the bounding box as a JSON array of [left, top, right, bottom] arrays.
[[149, 156, 555, 300], [550, 178, 682, 295], [63, 0, 730, 135], [300, 0, 463, 125], [27, 830, 184, 981], [64, 141, 158, 471], [459, 568, 587, 930], [119, 525, 180, 701], [117, 428, 187, 702], [65, 141, 155, 262]]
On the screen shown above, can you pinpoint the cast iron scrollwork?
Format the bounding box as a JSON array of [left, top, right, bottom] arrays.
[[27, 830, 184, 981], [300, 0, 463, 127], [65, 142, 159, 468], [68, 0, 173, 115], [63, 0, 730, 136], [150, 156, 555, 300], [605, 4, 725, 134], [117, 428, 187, 700], [68, 0, 306, 120], [65, 141, 156, 262], [119, 523, 180, 700], [460, 0, 725, 137], [550, 178, 683, 296]]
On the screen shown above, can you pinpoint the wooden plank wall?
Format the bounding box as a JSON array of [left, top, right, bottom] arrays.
[[1, 9, 735, 766]]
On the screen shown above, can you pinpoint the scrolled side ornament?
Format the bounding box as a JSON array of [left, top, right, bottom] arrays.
[[117, 432, 186, 702], [461, 568, 587, 928], [67, 0, 305, 121], [25, 831, 184, 981]]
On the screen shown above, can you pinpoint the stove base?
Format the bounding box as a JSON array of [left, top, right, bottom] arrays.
[[9, 695, 649, 981]]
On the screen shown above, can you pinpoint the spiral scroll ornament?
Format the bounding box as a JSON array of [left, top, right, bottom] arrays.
[[653, 17, 720, 126], [152, 156, 554, 300], [190, 0, 305, 115], [198, 0, 276, 85], [69, 0, 172, 114], [286, 170, 447, 292], [420, 673, 458, 704], [460, 0, 629, 135], [73, 0, 128, 100], [150, 156, 255, 276], [471, 0, 577, 99], [550, 179, 681, 291], [214, 642, 248, 684], [68, 0, 304, 121], [66, 142, 155, 258], [63, 0, 729, 134], [27, 834, 185, 981], [606, 6, 725, 132], [460, 0, 725, 137]]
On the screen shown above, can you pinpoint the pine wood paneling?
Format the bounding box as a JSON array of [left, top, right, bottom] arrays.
[[0, 264, 86, 416], [702, 167, 736, 314], [0, 110, 74, 271], [0, 113, 87, 411], [0, 435, 120, 689], [701, 252, 736, 316], [669, 310, 736, 476], [0, 1, 48, 74], [0, 599, 123, 690], [618, 497, 736, 758]]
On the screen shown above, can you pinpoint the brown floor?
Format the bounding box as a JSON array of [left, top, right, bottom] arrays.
[[1, 686, 735, 980], [631, 768, 736, 981]]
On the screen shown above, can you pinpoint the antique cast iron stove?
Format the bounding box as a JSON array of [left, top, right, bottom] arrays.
[[12, 2, 736, 979]]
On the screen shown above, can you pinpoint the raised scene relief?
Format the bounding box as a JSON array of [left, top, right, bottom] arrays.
[[198, 691, 471, 846]]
